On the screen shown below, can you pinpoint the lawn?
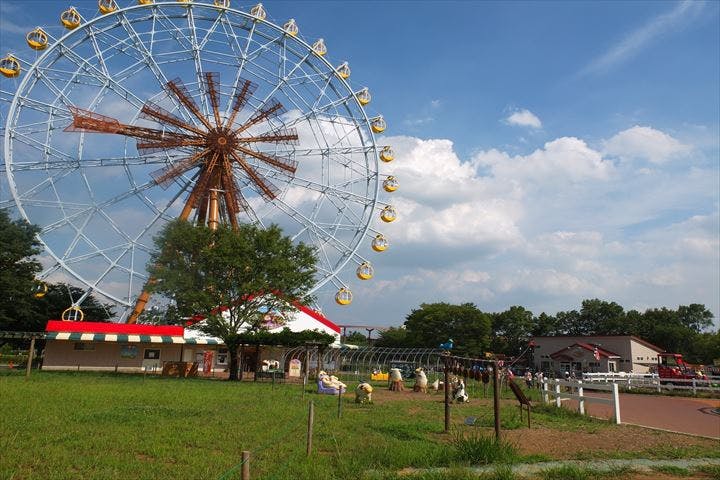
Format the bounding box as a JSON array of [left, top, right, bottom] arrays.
[[1, 372, 717, 479]]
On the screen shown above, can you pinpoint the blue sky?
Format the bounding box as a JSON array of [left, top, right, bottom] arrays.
[[1, 1, 718, 329]]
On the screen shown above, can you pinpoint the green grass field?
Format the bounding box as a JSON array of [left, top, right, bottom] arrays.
[[0, 372, 715, 479]]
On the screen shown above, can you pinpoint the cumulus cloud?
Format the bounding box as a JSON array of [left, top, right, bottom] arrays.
[[603, 125, 691, 163], [505, 109, 542, 129]]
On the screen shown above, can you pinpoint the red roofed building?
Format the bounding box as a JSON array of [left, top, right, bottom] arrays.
[[42, 306, 341, 375], [531, 335, 664, 375]]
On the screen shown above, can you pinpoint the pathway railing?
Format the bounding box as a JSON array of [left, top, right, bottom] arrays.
[[542, 378, 621, 424], [582, 372, 720, 394]]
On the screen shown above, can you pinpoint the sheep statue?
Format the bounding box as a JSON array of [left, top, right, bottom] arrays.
[[452, 378, 469, 403], [431, 378, 444, 392], [389, 367, 404, 391], [317, 370, 347, 395], [261, 359, 280, 372], [413, 368, 428, 393], [355, 382, 373, 404]]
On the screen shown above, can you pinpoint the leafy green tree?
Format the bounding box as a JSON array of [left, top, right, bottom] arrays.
[[344, 331, 368, 346], [0, 210, 42, 332], [491, 306, 534, 356], [404, 302, 491, 356], [555, 309, 582, 335], [531, 312, 559, 336], [148, 220, 318, 381], [375, 327, 409, 348], [686, 331, 720, 365], [579, 299, 626, 335]]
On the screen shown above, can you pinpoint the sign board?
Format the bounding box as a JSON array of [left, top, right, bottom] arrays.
[[289, 358, 302, 377]]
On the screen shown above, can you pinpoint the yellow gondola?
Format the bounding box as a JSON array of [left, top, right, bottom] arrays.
[[250, 3, 266, 20], [336, 62, 350, 79], [26, 28, 48, 50], [380, 146, 394, 162], [335, 288, 352, 306], [61, 7, 81, 30], [138, 0, 153, 4], [383, 176, 399, 192], [380, 205, 397, 223], [213, 0, 230, 7], [61, 306, 84, 321], [0, 55, 21, 78], [98, 0, 118, 14], [372, 234, 389, 252], [356, 262, 374, 280], [371, 116, 386, 134], [284, 18, 298, 36], [33, 281, 48, 299], [356, 87, 370, 106], [312, 38, 326, 56]]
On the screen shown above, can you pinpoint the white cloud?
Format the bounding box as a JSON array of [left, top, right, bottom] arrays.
[[603, 125, 691, 163], [579, 1, 704, 75], [505, 109, 542, 129]]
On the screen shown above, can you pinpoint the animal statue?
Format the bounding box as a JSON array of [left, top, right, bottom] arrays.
[[439, 338, 454, 351], [355, 382, 373, 404], [261, 359, 280, 371], [413, 368, 428, 393], [389, 367, 404, 391], [317, 370, 346, 394], [431, 378, 445, 391], [452, 378, 469, 403]]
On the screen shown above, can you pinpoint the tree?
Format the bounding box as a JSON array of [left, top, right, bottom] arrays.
[[0, 210, 42, 332], [148, 220, 319, 381], [375, 327, 409, 348], [344, 331, 369, 346], [579, 299, 626, 335], [491, 306, 534, 356], [403, 303, 491, 357]]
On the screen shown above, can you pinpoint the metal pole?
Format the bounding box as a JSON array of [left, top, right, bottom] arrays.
[[444, 356, 450, 433], [493, 361, 501, 441], [306, 401, 315, 456], [337, 384, 343, 418], [25, 337, 35, 378]]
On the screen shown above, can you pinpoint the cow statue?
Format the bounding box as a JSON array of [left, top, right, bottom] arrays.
[[413, 368, 428, 393], [355, 382, 373, 404], [452, 378, 469, 403], [389, 367, 404, 391], [261, 359, 280, 372]]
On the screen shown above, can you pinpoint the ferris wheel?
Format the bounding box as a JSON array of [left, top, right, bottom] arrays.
[[0, 0, 398, 322]]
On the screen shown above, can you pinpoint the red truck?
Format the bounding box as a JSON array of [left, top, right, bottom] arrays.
[[657, 353, 706, 382]]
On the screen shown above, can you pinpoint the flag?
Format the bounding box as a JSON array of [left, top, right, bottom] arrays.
[[593, 346, 600, 361]]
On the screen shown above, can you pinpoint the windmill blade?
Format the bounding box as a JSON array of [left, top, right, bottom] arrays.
[[204, 72, 222, 128], [234, 144, 297, 174], [140, 100, 206, 136], [229, 150, 280, 200], [137, 138, 206, 156], [237, 128, 299, 145], [166, 77, 214, 130], [234, 99, 286, 134], [66, 106, 196, 142], [226, 78, 258, 128], [150, 148, 210, 189]]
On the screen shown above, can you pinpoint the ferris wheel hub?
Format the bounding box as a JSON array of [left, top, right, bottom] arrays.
[[207, 127, 237, 153]]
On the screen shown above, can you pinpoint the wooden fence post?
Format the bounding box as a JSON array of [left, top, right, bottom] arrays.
[[577, 380, 584, 415], [241, 450, 250, 480], [306, 401, 314, 456], [612, 383, 621, 424], [337, 384, 343, 418], [492, 361, 501, 441], [25, 337, 35, 378]]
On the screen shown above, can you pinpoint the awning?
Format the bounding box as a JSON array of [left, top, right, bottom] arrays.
[[46, 332, 185, 344]]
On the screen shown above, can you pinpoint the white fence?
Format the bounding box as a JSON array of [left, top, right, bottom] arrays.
[[582, 372, 720, 394], [542, 378, 621, 424]]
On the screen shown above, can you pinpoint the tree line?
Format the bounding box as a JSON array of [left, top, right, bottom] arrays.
[[375, 300, 719, 365]]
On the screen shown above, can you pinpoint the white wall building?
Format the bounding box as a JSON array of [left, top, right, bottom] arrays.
[[531, 335, 665, 375]]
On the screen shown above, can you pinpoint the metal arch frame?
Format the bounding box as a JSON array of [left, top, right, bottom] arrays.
[[2, 1, 387, 316]]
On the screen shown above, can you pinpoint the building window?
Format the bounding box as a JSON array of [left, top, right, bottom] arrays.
[[120, 345, 138, 359], [73, 342, 95, 351], [636, 356, 642, 360], [144, 349, 161, 360], [217, 348, 228, 365]]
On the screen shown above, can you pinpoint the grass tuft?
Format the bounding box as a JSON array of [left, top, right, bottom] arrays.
[[450, 428, 519, 465]]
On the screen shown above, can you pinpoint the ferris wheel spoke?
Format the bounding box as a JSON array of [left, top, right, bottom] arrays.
[[221, 15, 257, 120], [62, 242, 132, 267], [198, 11, 225, 51], [186, 9, 211, 120], [116, 11, 198, 126], [9, 154, 186, 172]]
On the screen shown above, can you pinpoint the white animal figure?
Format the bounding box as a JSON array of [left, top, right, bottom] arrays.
[[389, 367, 404, 391], [413, 368, 428, 393], [452, 378, 469, 403], [355, 382, 373, 404], [261, 359, 280, 371]]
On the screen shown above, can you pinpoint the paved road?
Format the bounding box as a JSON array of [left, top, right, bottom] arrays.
[[567, 392, 720, 438]]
